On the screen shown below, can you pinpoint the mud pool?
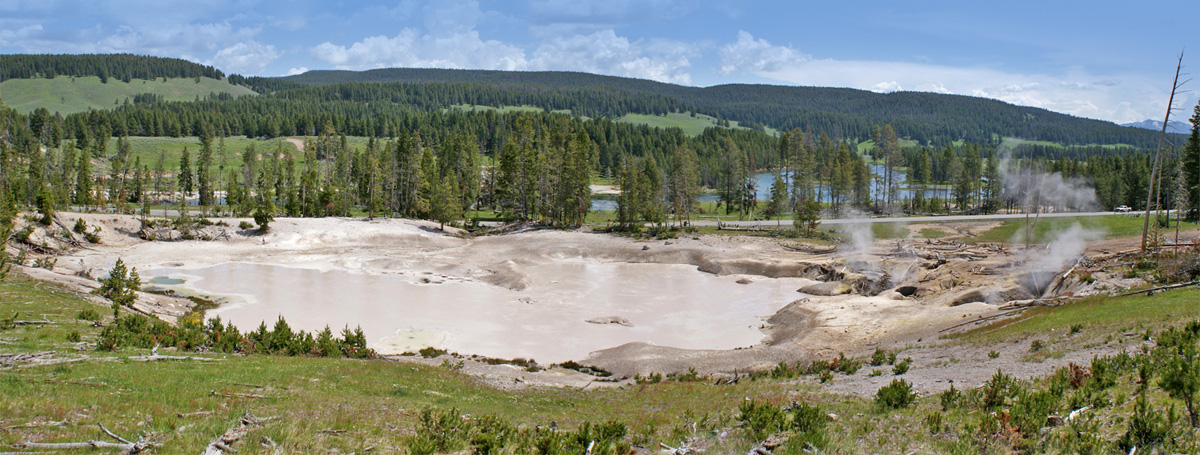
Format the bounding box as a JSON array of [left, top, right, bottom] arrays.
[[150, 262, 814, 363]]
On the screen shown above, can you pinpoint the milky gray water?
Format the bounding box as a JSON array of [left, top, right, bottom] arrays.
[[150, 261, 812, 363]]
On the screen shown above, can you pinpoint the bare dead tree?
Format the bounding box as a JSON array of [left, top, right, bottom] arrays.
[[1142, 50, 1190, 251]]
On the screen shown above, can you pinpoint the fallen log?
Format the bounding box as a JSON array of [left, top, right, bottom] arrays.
[[128, 355, 223, 362], [18, 422, 153, 453], [1115, 280, 1200, 297], [210, 391, 269, 399], [747, 433, 786, 455], [202, 412, 278, 455]]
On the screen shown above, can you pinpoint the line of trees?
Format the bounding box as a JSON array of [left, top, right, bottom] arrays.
[[0, 54, 224, 83], [4, 94, 1198, 229]]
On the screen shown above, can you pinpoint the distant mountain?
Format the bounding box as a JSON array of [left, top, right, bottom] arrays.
[[1120, 119, 1190, 135], [273, 67, 1171, 147]]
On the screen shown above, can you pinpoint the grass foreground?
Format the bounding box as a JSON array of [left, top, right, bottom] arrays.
[[4, 262, 1200, 453]]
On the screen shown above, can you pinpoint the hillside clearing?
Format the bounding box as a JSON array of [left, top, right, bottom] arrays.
[[0, 75, 255, 115]]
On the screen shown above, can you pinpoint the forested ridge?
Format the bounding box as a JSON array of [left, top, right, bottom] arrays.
[[0, 54, 225, 83], [1, 54, 1174, 148], [274, 67, 1170, 148]]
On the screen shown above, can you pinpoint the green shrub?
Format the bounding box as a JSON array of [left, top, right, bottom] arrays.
[[835, 352, 861, 374], [76, 308, 101, 322], [737, 400, 787, 440], [1156, 320, 1200, 427], [940, 384, 962, 411], [892, 359, 910, 375], [1117, 393, 1174, 452], [788, 403, 828, 450], [73, 218, 87, 234], [468, 414, 515, 455], [238, 220, 254, 230], [870, 348, 891, 366], [876, 379, 916, 409], [982, 370, 1019, 411], [419, 346, 448, 358], [1030, 339, 1044, 352], [407, 407, 467, 455], [65, 330, 81, 342], [1009, 388, 1061, 441], [988, 350, 1000, 359], [84, 227, 101, 243], [924, 412, 944, 434]]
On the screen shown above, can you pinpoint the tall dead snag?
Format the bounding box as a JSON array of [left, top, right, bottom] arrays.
[[1143, 50, 1190, 251]]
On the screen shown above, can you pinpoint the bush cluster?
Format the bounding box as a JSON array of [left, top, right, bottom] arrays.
[[97, 313, 374, 359], [405, 407, 630, 455], [736, 400, 829, 450]]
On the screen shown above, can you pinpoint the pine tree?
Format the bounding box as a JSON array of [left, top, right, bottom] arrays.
[[197, 130, 214, 208], [667, 145, 700, 227], [178, 147, 193, 203], [765, 171, 787, 223], [1184, 102, 1200, 220], [95, 258, 141, 318], [430, 173, 462, 230], [75, 149, 93, 206]]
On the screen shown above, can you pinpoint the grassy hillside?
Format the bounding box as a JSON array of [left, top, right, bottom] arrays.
[[616, 112, 779, 137], [0, 75, 255, 115], [81, 136, 301, 173]]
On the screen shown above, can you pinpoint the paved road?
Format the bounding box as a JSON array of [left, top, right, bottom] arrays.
[[72, 206, 1138, 229], [686, 211, 1134, 228]]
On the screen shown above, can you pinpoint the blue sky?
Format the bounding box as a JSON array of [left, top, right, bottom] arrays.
[[2, 0, 1197, 124]]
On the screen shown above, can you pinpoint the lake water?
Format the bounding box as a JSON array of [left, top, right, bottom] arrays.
[[590, 164, 943, 211], [150, 261, 811, 363]]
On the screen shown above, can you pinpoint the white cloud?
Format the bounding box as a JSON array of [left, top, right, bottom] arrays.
[[285, 67, 309, 76], [310, 29, 527, 71], [871, 81, 902, 93], [716, 32, 1191, 124], [530, 30, 693, 84], [718, 31, 807, 75], [210, 41, 279, 75], [311, 25, 695, 85]]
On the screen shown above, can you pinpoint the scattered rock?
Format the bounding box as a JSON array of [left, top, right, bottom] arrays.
[[736, 278, 753, 284], [586, 316, 633, 327], [798, 282, 851, 296], [642, 245, 650, 251]]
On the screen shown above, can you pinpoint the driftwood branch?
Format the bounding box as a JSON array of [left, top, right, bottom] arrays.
[[202, 412, 278, 455], [99, 422, 133, 445], [128, 355, 223, 362], [210, 390, 269, 399], [178, 410, 215, 418], [18, 422, 153, 453], [747, 433, 786, 455]]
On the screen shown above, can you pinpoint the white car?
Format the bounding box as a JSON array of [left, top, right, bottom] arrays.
[[1114, 205, 1131, 212]]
